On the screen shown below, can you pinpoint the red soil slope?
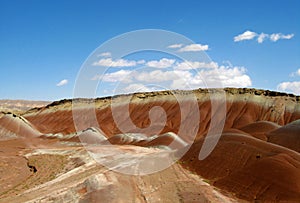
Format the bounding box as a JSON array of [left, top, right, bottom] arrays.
[[267, 119, 300, 152], [239, 121, 281, 141], [23, 88, 300, 140], [178, 133, 300, 202]]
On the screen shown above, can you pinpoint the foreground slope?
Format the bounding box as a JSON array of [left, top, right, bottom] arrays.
[[178, 133, 300, 202]]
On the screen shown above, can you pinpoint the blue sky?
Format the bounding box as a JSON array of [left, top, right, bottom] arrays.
[[0, 0, 299, 101]]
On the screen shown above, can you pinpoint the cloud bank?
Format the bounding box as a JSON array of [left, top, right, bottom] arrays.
[[93, 58, 252, 94]]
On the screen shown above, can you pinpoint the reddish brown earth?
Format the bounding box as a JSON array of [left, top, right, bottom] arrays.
[[239, 121, 281, 141], [267, 120, 300, 153], [0, 88, 300, 202], [179, 134, 300, 202]]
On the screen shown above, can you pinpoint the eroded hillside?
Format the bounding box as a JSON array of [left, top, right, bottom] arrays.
[[1, 88, 300, 202]]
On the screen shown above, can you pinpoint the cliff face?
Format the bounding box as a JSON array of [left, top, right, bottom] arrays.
[[0, 88, 300, 202]]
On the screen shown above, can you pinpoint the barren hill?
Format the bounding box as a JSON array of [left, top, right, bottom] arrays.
[[0, 99, 50, 114], [0, 88, 300, 202]]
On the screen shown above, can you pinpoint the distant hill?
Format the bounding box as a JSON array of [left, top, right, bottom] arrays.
[[0, 99, 50, 113]]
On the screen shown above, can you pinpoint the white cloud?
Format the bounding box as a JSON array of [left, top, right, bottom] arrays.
[[290, 68, 300, 77], [174, 61, 218, 70], [123, 83, 153, 93], [137, 60, 146, 64], [56, 79, 68, 87], [270, 33, 281, 42], [146, 58, 176, 68], [203, 66, 252, 87], [277, 81, 300, 95], [98, 69, 179, 83], [234, 30, 294, 43], [134, 70, 180, 82], [234, 30, 257, 42], [167, 44, 183, 49], [178, 44, 209, 52], [270, 33, 294, 42], [92, 58, 252, 94], [281, 34, 294, 39], [94, 69, 132, 82], [257, 33, 269, 43], [92, 58, 144, 67], [222, 60, 233, 67], [171, 66, 251, 89], [98, 52, 111, 57]]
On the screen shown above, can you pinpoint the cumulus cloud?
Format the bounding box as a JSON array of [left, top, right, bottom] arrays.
[[202, 66, 252, 87], [277, 81, 300, 95], [99, 69, 179, 83], [170, 66, 251, 89], [270, 33, 281, 42], [146, 58, 176, 68], [222, 60, 233, 67], [123, 83, 153, 93], [92, 58, 144, 67], [174, 61, 218, 70], [234, 30, 257, 42], [92, 56, 252, 94], [270, 33, 294, 42], [98, 52, 111, 57], [167, 44, 183, 49], [234, 30, 294, 43], [95, 63, 251, 92], [257, 33, 269, 43], [56, 79, 68, 87], [166, 43, 209, 52], [134, 70, 180, 82], [282, 34, 294, 39], [178, 44, 209, 52], [93, 69, 132, 82], [289, 68, 300, 77]]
